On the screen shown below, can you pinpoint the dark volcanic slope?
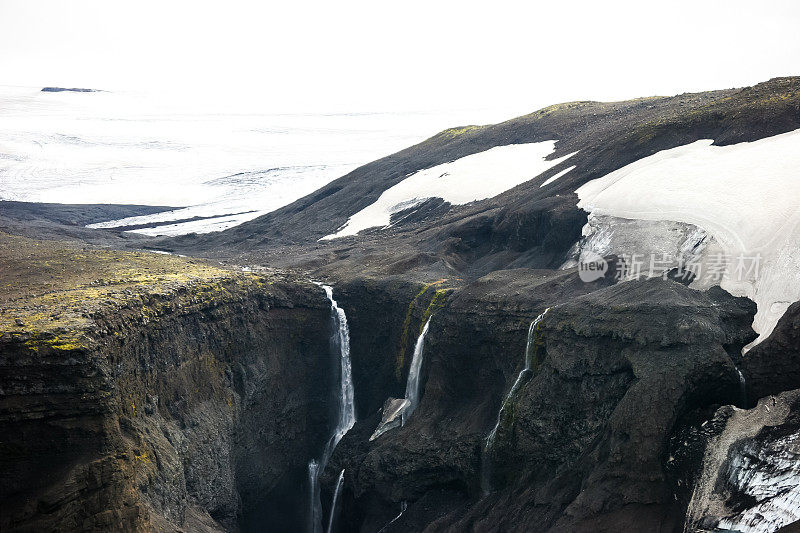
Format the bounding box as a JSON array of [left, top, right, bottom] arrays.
[[5, 77, 800, 533], [41, 87, 100, 93], [0, 201, 175, 245], [159, 76, 800, 279], [0, 201, 173, 226]]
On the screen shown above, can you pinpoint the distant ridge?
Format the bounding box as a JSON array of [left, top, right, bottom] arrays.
[[41, 87, 101, 93]]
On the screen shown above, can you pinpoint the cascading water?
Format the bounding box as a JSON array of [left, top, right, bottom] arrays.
[[402, 318, 431, 426], [368, 317, 431, 441], [323, 284, 356, 451], [308, 461, 322, 532], [326, 469, 346, 533], [485, 308, 549, 449], [736, 368, 748, 408], [308, 284, 356, 533], [482, 308, 549, 493], [377, 501, 408, 533]]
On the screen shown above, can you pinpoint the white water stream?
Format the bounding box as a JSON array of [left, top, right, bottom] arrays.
[[308, 284, 356, 533], [402, 318, 431, 425], [482, 308, 549, 493]]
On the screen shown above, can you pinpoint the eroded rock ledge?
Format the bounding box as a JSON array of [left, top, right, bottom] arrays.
[[0, 234, 333, 531], [3, 232, 799, 533], [325, 271, 758, 533]]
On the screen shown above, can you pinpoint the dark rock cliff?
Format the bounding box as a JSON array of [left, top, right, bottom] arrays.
[[0, 236, 791, 532], [684, 389, 800, 532], [4, 76, 800, 532], [742, 301, 800, 403], [0, 239, 334, 532], [466, 281, 755, 532], [312, 268, 757, 532]]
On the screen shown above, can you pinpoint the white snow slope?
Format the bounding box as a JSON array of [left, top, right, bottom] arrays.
[[321, 141, 576, 240], [576, 128, 800, 347]]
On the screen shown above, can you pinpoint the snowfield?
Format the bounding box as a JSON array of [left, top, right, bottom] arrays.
[[0, 86, 515, 236], [576, 128, 800, 347], [321, 142, 576, 240]]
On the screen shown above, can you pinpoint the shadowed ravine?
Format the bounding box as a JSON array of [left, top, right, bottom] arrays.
[[3, 77, 800, 532]]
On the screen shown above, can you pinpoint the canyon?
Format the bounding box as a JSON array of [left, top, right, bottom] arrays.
[[2, 77, 800, 532]]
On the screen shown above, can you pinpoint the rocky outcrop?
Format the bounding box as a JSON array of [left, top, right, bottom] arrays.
[[742, 301, 800, 403], [41, 87, 99, 93], [685, 389, 800, 532], [0, 236, 334, 532], [319, 274, 756, 532], [370, 398, 408, 442]]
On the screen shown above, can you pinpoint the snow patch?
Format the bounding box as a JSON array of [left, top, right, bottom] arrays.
[[576, 128, 800, 346], [321, 142, 577, 240], [540, 165, 576, 188]]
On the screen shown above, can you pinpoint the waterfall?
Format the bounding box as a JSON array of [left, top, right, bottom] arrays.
[[368, 317, 431, 440], [737, 368, 748, 408], [402, 318, 431, 425], [323, 284, 356, 448], [326, 469, 345, 533], [308, 460, 322, 533], [524, 309, 547, 371], [308, 284, 356, 533], [482, 308, 549, 493], [377, 501, 408, 533], [485, 308, 549, 449]]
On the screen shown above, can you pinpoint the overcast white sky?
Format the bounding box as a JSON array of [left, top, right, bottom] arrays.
[[1, 0, 799, 114]]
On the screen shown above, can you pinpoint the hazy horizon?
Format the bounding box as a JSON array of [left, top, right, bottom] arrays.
[[2, 0, 799, 116], [0, 85, 520, 235]]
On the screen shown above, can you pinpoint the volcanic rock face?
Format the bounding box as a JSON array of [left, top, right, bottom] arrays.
[[0, 239, 769, 532], [502, 281, 754, 531], [4, 77, 800, 532], [686, 390, 800, 532], [316, 270, 757, 532], [742, 301, 800, 403], [0, 236, 334, 532]]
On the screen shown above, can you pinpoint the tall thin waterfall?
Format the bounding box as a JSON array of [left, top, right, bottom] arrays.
[[377, 501, 408, 533], [323, 284, 356, 449], [308, 284, 356, 533], [736, 368, 748, 408], [402, 318, 431, 425], [482, 308, 549, 493], [326, 469, 345, 533], [308, 460, 322, 531]]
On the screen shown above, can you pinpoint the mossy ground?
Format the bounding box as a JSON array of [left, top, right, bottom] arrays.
[[624, 77, 800, 147], [395, 279, 453, 380], [0, 232, 274, 352], [438, 125, 484, 140]]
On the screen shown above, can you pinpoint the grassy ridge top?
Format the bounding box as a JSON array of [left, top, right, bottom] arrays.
[[0, 233, 269, 351]]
